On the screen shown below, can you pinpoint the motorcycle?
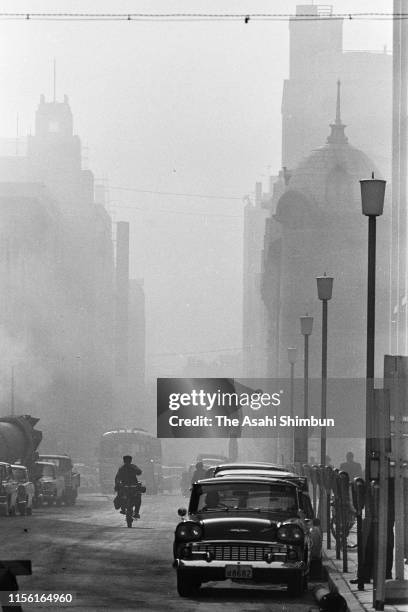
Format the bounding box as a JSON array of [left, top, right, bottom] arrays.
[[115, 483, 146, 528]]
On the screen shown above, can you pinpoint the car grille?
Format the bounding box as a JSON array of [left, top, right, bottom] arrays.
[[195, 543, 285, 561], [42, 484, 54, 492]]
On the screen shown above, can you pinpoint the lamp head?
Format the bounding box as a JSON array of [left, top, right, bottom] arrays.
[[300, 315, 313, 336], [316, 275, 334, 301], [287, 347, 297, 364], [360, 174, 386, 216]]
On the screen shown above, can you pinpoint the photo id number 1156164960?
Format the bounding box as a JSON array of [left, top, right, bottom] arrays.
[[4, 592, 74, 605]]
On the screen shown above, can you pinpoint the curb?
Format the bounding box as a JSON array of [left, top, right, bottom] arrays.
[[322, 557, 402, 612], [323, 560, 365, 612]]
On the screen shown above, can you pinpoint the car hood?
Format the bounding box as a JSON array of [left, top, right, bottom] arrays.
[[194, 515, 280, 541]]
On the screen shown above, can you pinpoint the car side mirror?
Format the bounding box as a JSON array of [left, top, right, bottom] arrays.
[[313, 518, 321, 527], [178, 507, 187, 517]]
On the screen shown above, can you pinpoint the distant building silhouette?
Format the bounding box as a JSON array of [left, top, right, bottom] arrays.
[[0, 95, 118, 460], [241, 84, 390, 465], [283, 4, 391, 176]]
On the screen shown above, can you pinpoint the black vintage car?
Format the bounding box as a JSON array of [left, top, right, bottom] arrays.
[[173, 475, 315, 597]]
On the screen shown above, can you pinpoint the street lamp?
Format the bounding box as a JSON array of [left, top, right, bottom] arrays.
[[360, 175, 386, 479], [316, 275, 333, 466], [297, 315, 313, 464], [288, 347, 297, 465]]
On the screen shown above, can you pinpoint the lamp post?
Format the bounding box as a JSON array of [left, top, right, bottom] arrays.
[[298, 315, 313, 464], [316, 275, 333, 466], [288, 347, 297, 465], [360, 175, 386, 480]]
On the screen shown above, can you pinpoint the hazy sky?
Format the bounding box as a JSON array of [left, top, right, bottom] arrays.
[[0, 1, 392, 377]]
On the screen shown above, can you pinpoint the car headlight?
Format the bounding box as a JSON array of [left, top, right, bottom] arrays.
[[277, 524, 304, 544], [175, 522, 203, 541]]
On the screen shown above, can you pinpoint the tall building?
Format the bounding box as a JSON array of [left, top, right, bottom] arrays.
[[282, 4, 392, 176], [243, 4, 392, 383], [244, 88, 390, 466], [265, 86, 390, 380], [242, 182, 270, 377], [0, 95, 116, 459]]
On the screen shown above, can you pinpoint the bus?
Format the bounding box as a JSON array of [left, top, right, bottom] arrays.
[[98, 429, 162, 494]]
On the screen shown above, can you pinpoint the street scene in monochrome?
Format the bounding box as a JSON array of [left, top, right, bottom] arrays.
[[0, 1, 407, 611]]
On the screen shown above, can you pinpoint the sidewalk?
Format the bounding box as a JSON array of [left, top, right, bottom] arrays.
[[323, 530, 408, 612]]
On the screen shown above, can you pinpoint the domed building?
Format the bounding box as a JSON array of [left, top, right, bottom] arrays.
[[262, 82, 390, 383], [236, 83, 392, 466]]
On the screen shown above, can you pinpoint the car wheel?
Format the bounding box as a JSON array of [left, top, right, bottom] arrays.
[[310, 557, 323, 579], [176, 570, 200, 597], [17, 502, 26, 516], [287, 571, 304, 597]]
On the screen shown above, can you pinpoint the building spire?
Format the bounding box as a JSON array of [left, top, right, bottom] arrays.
[[327, 79, 348, 144], [336, 79, 341, 124]]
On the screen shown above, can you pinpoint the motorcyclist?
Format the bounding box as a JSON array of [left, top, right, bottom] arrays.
[[114, 455, 142, 518]]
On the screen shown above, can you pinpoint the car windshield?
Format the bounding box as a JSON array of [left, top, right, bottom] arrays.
[[12, 468, 27, 482], [40, 464, 55, 477], [41, 457, 71, 471], [192, 482, 298, 514]]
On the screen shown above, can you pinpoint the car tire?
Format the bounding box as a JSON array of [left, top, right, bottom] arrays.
[[176, 570, 200, 597], [287, 571, 304, 597]]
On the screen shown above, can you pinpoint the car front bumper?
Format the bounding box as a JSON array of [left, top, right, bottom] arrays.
[[174, 558, 306, 583]]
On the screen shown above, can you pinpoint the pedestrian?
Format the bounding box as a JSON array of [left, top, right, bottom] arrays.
[[339, 451, 363, 480], [191, 461, 206, 484]]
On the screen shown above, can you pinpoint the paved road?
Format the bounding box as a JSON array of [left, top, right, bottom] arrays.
[[0, 494, 322, 611]]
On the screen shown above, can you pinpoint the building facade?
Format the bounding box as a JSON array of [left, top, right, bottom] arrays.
[[0, 95, 116, 460]]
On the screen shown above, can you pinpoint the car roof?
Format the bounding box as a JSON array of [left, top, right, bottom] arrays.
[[193, 475, 299, 488], [40, 454, 70, 459], [213, 462, 289, 472], [215, 469, 302, 478], [197, 453, 228, 460]]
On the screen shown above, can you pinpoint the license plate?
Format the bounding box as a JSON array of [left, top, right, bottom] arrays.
[[225, 565, 253, 579]]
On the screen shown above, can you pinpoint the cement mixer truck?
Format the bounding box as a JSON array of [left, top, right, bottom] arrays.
[[0, 415, 42, 478]]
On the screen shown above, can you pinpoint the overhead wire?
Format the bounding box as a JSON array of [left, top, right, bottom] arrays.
[[0, 11, 406, 22]]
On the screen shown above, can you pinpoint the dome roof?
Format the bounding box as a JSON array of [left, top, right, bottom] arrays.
[[275, 81, 380, 226]]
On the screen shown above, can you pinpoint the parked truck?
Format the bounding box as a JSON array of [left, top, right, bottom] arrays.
[[39, 454, 80, 505]]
